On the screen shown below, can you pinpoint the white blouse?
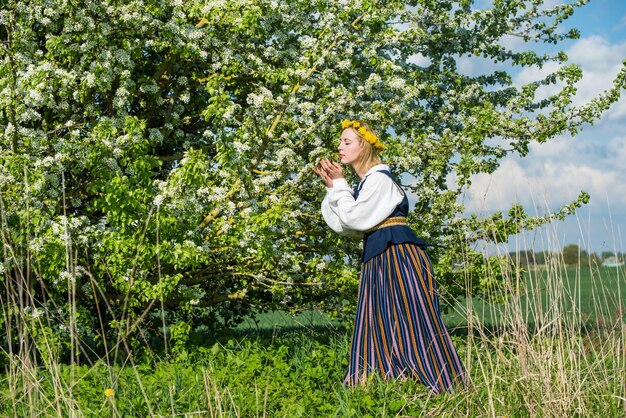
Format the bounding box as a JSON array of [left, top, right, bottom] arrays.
[[321, 164, 405, 237]]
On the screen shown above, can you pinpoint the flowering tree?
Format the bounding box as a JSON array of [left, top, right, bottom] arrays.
[[1, 0, 624, 353]]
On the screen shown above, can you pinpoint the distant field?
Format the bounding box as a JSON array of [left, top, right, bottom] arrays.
[[444, 265, 626, 329], [237, 266, 626, 332]]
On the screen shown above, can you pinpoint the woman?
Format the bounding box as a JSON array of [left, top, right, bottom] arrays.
[[313, 119, 466, 393]]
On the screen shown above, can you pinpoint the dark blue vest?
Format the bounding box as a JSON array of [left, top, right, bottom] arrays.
[[354, 170, 428, 263]]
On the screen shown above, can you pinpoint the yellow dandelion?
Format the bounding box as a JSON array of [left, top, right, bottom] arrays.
[[195, 17, 208, 28], [104, 388, 115, 397], [340, 120, 385, 152]]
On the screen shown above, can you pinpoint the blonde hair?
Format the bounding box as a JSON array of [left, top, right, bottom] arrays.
[[348, 120, 382, 174]]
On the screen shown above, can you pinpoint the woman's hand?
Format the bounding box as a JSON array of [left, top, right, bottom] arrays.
[[313, 163, 333, 188], [313, 158, 343, 188], [318, 158, 343, 180]]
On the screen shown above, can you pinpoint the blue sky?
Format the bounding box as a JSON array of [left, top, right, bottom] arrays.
[[461, 0, 626, 255], [566, 0, 626, 43]]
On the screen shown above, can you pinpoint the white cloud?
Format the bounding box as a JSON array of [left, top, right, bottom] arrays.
[[513, 36, 626, 107], [566, 36, 626, 72], [605, 135, 626, 167], [463, 134, 626, 214], [456, 32, 626, 222], [463, 159, 538, 213], [500, 33, 528, 52], [606, 99, 626, 120], [453, 2, 626, 253], [408, 53, 431, 67], [440, 7, 626, 252]]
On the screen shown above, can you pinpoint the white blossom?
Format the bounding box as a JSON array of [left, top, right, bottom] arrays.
[[32, 308, 43, 319], [233, 141, 250, 153], [60, 271, 74, 284], [149, 128, 164, 142]]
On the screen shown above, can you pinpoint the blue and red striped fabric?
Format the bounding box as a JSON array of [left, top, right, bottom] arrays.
[[344, 242, 466, 393]]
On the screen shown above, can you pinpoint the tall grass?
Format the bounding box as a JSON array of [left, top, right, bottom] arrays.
[[1, 205, 625, 416], [457, 260, 625, 417], [450, 215, 626, 417]]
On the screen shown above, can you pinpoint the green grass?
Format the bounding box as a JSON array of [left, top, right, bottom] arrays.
[[235, 309, 342, 333], [2, 321, 623, 417], [2, 264, 625, 417]]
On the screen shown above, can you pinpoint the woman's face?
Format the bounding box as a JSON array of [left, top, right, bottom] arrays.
[[337, 128, 363, 166]]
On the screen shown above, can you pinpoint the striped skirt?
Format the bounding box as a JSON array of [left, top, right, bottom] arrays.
[[344, 242, 466, 393]]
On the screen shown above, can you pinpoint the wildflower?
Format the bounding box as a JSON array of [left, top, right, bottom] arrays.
[[104, 388, 115, 397]]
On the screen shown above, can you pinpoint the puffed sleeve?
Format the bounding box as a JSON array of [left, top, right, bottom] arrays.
[[321, 179, 363, 237], [326, 172, 404, 232]]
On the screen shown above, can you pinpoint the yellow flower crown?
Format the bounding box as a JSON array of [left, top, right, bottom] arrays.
[[341, 119, 384, 151]]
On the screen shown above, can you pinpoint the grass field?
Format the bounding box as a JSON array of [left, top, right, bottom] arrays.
[[237, 265, 626, 332], [444, 265, 626, 328], [2, 264, 625, 417]]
